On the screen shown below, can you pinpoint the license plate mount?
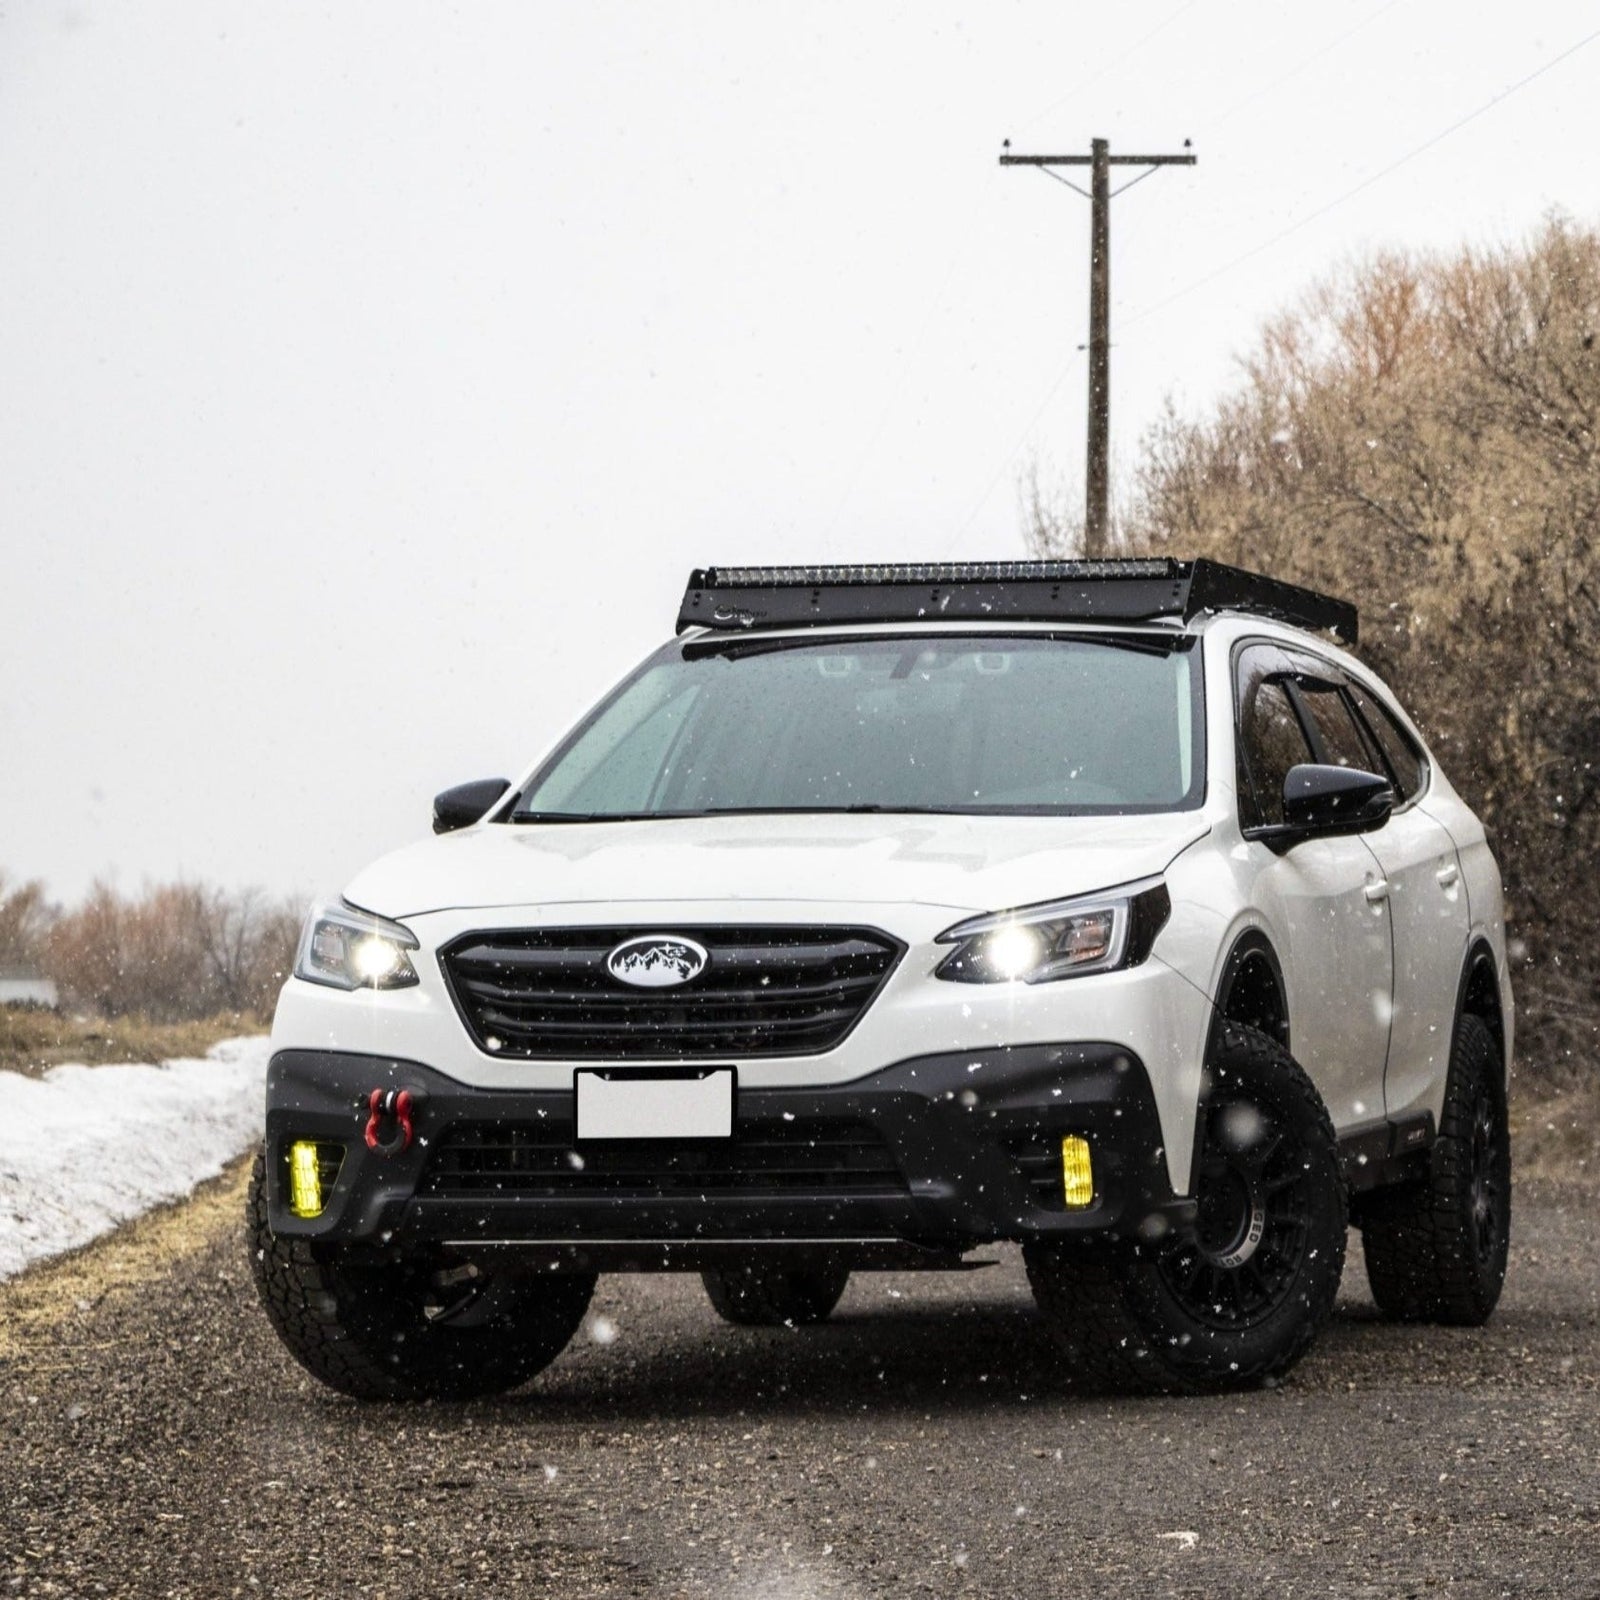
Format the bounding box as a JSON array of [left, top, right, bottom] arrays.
[[574, 1067, 735, 1141]]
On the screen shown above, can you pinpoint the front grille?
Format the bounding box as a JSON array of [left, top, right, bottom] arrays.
[[440, 925, 903, 1059], [419, 1119, 908, 1200]]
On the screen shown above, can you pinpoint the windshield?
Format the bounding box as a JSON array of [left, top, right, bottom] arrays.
[[516, 633, 1204, 819]]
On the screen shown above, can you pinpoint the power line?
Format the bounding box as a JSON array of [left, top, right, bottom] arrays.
[[950, 349, 1085, 547], [820, 239, 976, 540], [953, 18, 1600, 549], [1123, 19, 1600, 332], [1210, 0, 1405, 130], [1012, 0, 1201, 139]]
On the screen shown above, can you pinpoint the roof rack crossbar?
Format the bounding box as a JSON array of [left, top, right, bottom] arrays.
[[676, 558, 1357, 645]]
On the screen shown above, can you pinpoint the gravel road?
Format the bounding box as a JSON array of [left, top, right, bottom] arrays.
[[3, 1163, 1598, 1599]]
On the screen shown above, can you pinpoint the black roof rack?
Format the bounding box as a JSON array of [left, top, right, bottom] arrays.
[[677, 559, 1357, 645]]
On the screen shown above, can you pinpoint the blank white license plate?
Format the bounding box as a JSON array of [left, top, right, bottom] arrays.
[[575, 1068, 735, 1140]]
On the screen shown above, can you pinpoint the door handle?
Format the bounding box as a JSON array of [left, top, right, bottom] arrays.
[[1364, 880, 1391, 903], [1436, 863, 1460, 888]]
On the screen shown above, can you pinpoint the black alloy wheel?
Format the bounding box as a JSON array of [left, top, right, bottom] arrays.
[[247, 1151, 595, 1400], [1025, 1023, 1347, 1394], [1469, 1084, 1510, 1274], [1156, 1092, 1314, 1330], [1362, 1013, 1510, 1325]]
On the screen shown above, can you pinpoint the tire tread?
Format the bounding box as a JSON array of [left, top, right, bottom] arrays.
[[1361, 1014, 1508, 1326]]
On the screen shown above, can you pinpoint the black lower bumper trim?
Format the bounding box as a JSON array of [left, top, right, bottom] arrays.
[[264, 1042, 1189, 1258], [448, 1238, 983, 1273]]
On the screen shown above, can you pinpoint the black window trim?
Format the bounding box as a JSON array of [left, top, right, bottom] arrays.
[[1230, 636, 1429, 839], [1231, 641, 1312, 834], [1340, 675, 1432, 811], [1282, 646, 1430, 813]]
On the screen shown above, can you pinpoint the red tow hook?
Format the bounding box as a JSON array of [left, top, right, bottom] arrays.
[[364, 1087, 416, 1155]]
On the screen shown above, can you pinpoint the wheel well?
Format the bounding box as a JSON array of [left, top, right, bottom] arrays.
[[1459, 943, 1507, 1076], [1214, 936, 1289, 1052]]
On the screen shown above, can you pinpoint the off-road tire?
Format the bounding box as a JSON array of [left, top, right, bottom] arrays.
[[701, 1262, 851, 1326], [247, 1151, 595, 1400], [1360, 1014, 1509, 1325], [1024, 1023, 1347, 1394]]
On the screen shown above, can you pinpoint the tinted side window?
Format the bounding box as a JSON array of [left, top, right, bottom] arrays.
[[1347, 683, 1427, 800], [1237, 656, 1314, 828], [1293, 680, 1384, 774]]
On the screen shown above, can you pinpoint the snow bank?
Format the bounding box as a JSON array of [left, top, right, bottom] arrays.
[[0, 1036, 271, 1280]]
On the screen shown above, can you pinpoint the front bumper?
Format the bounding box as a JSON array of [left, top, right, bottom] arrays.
[[264, 1044, 1193, 1266]]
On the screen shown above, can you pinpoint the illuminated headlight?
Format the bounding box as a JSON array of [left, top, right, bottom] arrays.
[[294, 900, 421, 991], [934, 879, 1170, 985]]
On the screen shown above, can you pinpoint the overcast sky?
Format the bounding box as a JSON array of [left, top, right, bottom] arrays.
[[2, 1, 1597, 906]]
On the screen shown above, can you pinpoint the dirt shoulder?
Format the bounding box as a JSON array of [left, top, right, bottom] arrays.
[[3, 1165, 1598, 1598], [0, 1157, 253, 1363], [0, 1006, 267, 1078], [1511, 1071, 1600, 1185]]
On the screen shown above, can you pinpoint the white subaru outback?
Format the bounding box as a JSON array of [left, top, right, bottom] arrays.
[[250, 560, 1513, 1398]]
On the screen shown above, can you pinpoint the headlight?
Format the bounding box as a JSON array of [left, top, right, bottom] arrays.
[[294, 900, 421, 991], [934, 878, 1170, 984]]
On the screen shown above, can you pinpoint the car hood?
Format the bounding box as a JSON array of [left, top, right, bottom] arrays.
[[345, 812, 1211, 922]]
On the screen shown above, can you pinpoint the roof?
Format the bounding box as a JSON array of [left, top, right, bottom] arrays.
[[676, 559, 1358, 645]]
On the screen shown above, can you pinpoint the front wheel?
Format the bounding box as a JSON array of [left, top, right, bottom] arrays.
[[1026, 1024, 1347, 1394], [247, 1152, 594, 1400]]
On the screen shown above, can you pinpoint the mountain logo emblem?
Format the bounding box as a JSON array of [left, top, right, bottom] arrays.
[[606, 935, 710, 988]]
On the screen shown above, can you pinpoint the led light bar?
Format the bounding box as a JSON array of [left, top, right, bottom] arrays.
[[677, 557, 1357, 643], [703, 560, 1171, 586]]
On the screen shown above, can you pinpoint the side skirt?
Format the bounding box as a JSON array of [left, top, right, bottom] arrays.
[[1338, 1112, 1435, 1197]]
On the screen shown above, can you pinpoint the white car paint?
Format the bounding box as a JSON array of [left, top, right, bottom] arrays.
[[271, 610, 1510, 1202]]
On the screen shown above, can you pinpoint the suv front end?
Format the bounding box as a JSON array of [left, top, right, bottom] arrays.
[[264, 852, 1214, 1271]]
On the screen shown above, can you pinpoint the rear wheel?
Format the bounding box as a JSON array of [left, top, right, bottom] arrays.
[[247, 1152, 594, 1400], [1025, 1024, 1347, 1394], [702, 1261, 851, 1326], [1361, 1014, 1509, 1325]]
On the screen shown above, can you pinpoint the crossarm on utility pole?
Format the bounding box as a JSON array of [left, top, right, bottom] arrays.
[[999, 153, 1197, 166]]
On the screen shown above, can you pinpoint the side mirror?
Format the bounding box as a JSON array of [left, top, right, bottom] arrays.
[[1281, 763, 1394, 834], [433, 778, 512, 834]]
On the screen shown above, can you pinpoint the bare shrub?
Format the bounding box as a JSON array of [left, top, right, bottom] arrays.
[[42, 880, 302, 1020], [0, 873, 54, 971], [1029, 215, 1600, 1057]]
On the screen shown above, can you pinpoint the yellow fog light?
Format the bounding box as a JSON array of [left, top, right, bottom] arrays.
[[1061, 1135, 1095, 1209], [288, 1140, 325, 1219]]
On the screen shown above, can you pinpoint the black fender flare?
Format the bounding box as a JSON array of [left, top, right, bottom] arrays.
[[1186, 929, 1290, 1197], [1205, 928, 1289, 1057], [1452, 936, 1509, 1094]]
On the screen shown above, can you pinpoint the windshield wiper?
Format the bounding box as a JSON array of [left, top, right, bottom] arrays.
[[513, 804, 971, 823], [511, 811, 661, 824]]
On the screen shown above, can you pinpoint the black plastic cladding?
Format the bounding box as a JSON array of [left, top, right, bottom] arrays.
[[676, 558, 1358, 646], [263, 1044, 1192, 1250]]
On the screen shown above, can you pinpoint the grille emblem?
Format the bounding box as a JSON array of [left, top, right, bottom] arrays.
[[605, 934, 709, 988]]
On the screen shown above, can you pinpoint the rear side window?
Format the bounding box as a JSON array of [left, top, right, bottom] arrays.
[[1292, 680, 1385, 774], [1236, 657, 1314, 828], [1347, 683, 1427, 800]]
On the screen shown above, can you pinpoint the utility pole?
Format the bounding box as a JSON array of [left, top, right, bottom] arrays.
[[1000, 138, 1195, 557]]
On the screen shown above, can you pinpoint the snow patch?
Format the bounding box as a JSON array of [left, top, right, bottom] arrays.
[[0, 1036, 270, 1279]]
